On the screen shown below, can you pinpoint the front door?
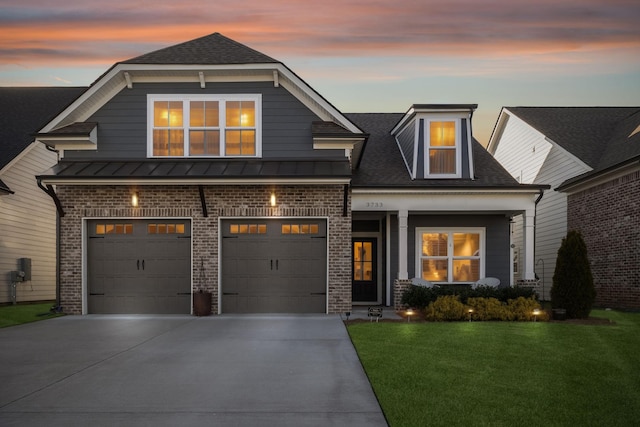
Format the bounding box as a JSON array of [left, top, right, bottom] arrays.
[[352, 238, 377, 302]]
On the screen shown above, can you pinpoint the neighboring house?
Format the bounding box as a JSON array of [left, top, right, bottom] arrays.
[[34, 33, 545, 315], [0, 87, 85, 304], [488, 107, 640, 309]]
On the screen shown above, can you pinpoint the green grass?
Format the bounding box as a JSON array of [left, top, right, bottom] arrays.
[[0, 302, 64, 328], [348, 310, 640, 427]]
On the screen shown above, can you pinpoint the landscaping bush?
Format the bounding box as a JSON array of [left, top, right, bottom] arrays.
[[551, 230, 596, 319], [467, 297, 509, 321], [508, 296, 548, 321], [424, 295, 467, 321], [402, 284, 537, 310]]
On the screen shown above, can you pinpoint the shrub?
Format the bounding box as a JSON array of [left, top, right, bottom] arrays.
[[401, 285, 438, 309], [508, 296, 548, 321], [467, 297, 509, 321], [402, 284, 537, 310], [424, 295, 467, 321], [551, 230, 596, 319]]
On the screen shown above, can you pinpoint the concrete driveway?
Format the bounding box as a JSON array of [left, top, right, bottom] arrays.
[[0, 314, 387, 426]]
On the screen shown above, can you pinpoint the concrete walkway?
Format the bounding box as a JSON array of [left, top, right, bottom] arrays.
[[0, 315, 387, 426]]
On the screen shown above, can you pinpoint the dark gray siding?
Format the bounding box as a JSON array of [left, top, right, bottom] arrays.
[[461, 118, 470, 178], [389, 214, 511, 301], [64, 82, 344, 160], [395, 119, 415, 176]]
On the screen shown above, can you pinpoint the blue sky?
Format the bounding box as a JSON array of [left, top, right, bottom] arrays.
[[1, 0, 638, 144]]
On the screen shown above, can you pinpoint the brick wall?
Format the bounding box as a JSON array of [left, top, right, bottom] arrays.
[[56, 184, 351, 314], [567, 170, 640, 310]]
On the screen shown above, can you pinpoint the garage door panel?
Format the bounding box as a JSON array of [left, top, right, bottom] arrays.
[[221, 219, 327, 314], [88, 219, 191, 314]]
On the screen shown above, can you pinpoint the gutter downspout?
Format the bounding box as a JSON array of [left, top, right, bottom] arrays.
[[533, 188, 544, 298], [37, 178, 64, 312]]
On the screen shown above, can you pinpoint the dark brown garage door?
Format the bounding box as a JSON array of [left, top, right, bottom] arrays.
[[221, 219, 327, 313], [87, 219, 191, 314]]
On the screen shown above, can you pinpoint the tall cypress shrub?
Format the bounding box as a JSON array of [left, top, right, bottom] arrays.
[[551, 230, 596, 318]]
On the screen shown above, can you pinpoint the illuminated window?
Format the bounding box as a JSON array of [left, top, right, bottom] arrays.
[[426, 120, 459, 177], [281, 223, 320, 234], [229, 223, 267, 234], [147, 223, 186, 234], [417, 228, 484, 283], [149, 95, 260, 157], [95, 223, 133, 235]]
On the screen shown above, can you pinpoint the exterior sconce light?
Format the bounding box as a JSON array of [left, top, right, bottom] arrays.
[[270, 193, 276, 207], [406, 308, 414, 322], [131, 192, 139, 207], [468, 308, 474, 322]]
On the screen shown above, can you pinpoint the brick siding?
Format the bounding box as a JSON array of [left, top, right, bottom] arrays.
[[567, 170, 640, 310], [57, 184, 351, 314]]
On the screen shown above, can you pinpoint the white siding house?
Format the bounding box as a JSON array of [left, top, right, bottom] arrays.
[[488, 108, 591, 299], [0, 87, 85, 305]]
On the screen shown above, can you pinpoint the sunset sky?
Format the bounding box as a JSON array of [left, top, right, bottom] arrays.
[[1, 0, 639, 145]]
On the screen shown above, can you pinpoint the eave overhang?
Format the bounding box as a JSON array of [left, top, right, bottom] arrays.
[[35, 122, 98, 151], [556, 156, 640, 194], [391, 104, 478, 135]]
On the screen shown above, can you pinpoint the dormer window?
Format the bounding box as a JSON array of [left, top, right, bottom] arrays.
[[426, 119, 460, 177], [148, 94, 261, 158], [391, 104, 476, 180]]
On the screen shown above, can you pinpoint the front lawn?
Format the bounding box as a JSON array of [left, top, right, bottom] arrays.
[[0, 302, 63, 328], [348, 310, 640, 426]]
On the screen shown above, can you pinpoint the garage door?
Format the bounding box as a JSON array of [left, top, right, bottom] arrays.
[[221, 219, 327, 313], [87, 219, 191, 314]]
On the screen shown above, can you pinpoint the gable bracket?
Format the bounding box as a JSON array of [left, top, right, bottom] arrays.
[[37, 179, 65, 217], [198, 185, 208, 217], [124, 72, 132, 89], [273, 70, 279, 87], [199, 72, 206, 89]]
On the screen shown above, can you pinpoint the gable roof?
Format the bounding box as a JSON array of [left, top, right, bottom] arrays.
[[348, 113, 526, 188], [504, 107, 640, 169], [122, 33, 278, 65], [0, 87, 86, 171]]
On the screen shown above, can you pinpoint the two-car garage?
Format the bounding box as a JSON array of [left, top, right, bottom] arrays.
[[86, 218, 328, 314]]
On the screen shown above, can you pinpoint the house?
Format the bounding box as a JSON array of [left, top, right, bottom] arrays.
[[34, 33, 545, 315], [0, 87, 85, 305], [488, 107, 640, 309]]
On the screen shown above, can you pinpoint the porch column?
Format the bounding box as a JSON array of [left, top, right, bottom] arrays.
[[398, 210, 408, 280], [523, 209, 536, 280]]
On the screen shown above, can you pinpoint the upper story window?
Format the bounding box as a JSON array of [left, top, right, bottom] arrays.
[[426, 119, 460, 178], [148, 94, 261, 158]]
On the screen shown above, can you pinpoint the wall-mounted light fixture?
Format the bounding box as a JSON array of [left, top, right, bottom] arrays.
[[131, 192, 139, 207], [270, 193, 276, 207]]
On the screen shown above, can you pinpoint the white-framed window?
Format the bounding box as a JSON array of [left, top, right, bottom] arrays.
[[416, 228, 484, 283], [424, 119, 461, 178], [147, 94, 261, 157]]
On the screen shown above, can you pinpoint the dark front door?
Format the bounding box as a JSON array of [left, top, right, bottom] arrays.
[[352, 238, 377, 302]]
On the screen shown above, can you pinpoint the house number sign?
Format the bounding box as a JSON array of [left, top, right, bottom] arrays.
[[366, 202, 384, 208]]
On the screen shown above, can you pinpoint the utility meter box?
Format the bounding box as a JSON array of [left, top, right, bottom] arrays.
[[19, 258, 31, 281], [11, 271, 25, 282]]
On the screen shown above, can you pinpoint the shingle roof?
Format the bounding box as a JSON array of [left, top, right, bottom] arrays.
[[347, 113, 522, 188], [506, 107, 640, 169], [0, 87, 87, 171], [122, 33, 279, 65]]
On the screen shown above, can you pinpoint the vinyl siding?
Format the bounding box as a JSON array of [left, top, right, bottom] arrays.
[[0, 143, 57, 303], [493, 113, 592, 297], [492, 113, 551, 184], [395, 119, 416, 177], [63, 82, 344, 160]]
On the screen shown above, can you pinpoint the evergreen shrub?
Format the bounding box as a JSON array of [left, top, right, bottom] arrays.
[[551, 230, 596, 319]]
